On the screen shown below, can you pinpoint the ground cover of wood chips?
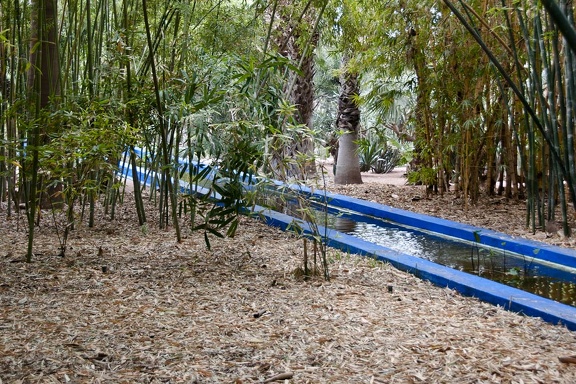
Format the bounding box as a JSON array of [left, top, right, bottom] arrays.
[[2, 180, 576, 383]]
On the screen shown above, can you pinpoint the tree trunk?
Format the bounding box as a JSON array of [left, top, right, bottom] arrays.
[[334, 63, 362, 185], [268, 1, 318, 180], [25, 0, 61, 261], [28, 0, 61, 111], [335, 130, 362, 184]]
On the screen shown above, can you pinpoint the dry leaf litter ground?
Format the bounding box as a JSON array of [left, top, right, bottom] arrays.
[[1, 169, 576, 383]]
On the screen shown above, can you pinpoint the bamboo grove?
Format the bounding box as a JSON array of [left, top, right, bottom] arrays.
[[2, 0, 576, 262], [0, 0, 330, 261], [359, 0, 576, 236], [438, 0, 576, 237]]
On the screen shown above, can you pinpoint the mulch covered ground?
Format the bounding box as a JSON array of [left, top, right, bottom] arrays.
[[2, 179, 576, 383]]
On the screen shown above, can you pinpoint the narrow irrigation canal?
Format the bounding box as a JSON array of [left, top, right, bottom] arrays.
[[118, 156, 576, 310], [273, 197, 576, 307]]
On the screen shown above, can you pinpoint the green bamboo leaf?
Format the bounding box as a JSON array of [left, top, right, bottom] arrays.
[[206, 226, 225, 238], [227, 219, 239, 237]]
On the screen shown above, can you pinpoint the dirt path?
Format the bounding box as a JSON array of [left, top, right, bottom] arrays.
[[318, 158, 408, 186]]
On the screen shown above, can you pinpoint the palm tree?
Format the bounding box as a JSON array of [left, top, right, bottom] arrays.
[[268, 1, 320, 180], [334, 56, 362, 184], [284, 22, 318, 180]]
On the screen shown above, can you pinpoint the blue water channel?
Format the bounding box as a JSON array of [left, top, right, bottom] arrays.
[[273, 197, 576, 307], [117, 155, 576, 309]]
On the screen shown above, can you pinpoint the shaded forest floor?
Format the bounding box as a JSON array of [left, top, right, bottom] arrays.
[[2, 170, 576, 383]]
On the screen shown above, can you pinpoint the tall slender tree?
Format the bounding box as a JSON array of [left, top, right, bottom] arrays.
[[25, 0, 62, 261], [328, 0, 363, 184]]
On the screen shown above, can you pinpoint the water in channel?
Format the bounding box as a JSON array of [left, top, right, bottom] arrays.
[[275, 198, 576, 307]]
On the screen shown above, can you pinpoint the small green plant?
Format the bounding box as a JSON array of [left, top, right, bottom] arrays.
[[281, 163, 331, 281], [373, 147, 401, 174], [485, 248, 497, 271], [357, 138, 381, 172], [330, 250, 344, 262], [407, 166, 437, 186], [366, 253, 383, 268], [356, 137, 401, 173]]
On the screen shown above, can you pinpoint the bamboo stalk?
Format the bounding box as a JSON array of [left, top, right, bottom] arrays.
[[142, 0, 181, 241]]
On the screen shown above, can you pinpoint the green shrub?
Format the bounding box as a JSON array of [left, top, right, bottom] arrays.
[[373, 147, 401, 174]]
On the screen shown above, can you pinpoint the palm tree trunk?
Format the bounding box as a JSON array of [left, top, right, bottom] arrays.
[[267, 0, 319, 180], [334, 61, 362, 185]]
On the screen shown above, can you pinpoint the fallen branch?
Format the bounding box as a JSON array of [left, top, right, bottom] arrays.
[[559, 356, 576, 364], [263, 372, 294, 383]]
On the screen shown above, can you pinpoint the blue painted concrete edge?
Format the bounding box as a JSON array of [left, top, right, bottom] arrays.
[[285, 184, 576, 270], [257, 207, 576, 331]]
